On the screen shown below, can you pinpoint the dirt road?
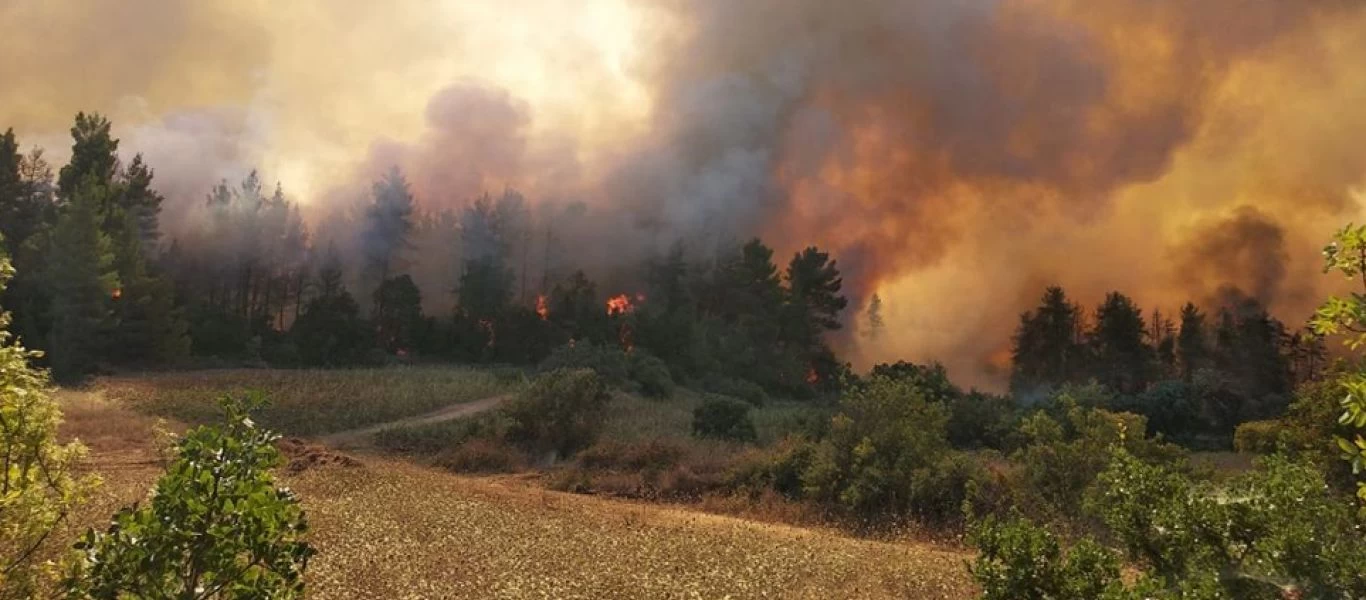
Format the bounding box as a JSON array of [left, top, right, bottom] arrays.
[[318, 393, 510, 449]]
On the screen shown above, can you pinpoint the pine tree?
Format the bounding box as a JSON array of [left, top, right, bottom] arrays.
[[45, 178, 118, 382], [114, 154, 163, 250], [1011, 286, 1085, 393], [1089, 292, 1151, 394], [57, 113, 118, 200], [784, 246, 848, 344], [1177, 302, 1208, 382], [363, 167, 416, 289], [108, 212, 189, 365]]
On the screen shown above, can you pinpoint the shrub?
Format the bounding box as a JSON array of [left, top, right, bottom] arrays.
[[968, 514, 1122, 600], [692, 396, 757, 443], [68, 393, 314, 599], [0, 255, 99, 599], [726, 437, 815, 499], [1232, 419, 1284, 453], [503, 369, 611, 459], [629, 352, 675, 398], [539, 342, 629, 382], [801, 376, 951, 520], [435, 437, 526, 473], [1086, 450, 1366, 598], [910, 451, 1005, 526], [539, 343, 676, 398], [700, 374, 769, 407], [1009, 394, 1186, 520]]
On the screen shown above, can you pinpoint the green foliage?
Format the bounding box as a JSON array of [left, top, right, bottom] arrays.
[[372, 275, 423, 353], [1088, 450, 1366, 598], [1089, 292, 1152, 394], [699, 375, 769, 407], [971, 449, 1366, 599], [1309, 222, 1366, 505], [45, 177, 119, 382], [68, 393, 314, 599], [628, 352, 674, 398], [692, 396, 757, 443], [1011, 286, 1085, 394], [538, 343, 675, 398], [503, 369, 610, 459], [1010, 390, 1185, 518], [968, 514, 1123, 600], [0, 253, 98, 598], [291, 283, 372, 367], [1232, 419, 1283, 454], [800, 376, 951, 520]]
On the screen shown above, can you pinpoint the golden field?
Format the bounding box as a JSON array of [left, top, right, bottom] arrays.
[[59, 371, 976, 599]]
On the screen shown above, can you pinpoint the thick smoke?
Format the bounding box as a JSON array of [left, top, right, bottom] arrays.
[[4, 0, 1366, 388]]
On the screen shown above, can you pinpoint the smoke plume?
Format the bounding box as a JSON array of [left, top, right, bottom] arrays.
[[4, 0, 1366, 388]]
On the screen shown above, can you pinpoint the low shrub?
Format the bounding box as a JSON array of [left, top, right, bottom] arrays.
[[1231, 419, 1283, 454], [692, 396, 757, 443], [434, 437, 526, 473], [629, 353, 675, 398], [538, 343, 675, 398], [700, 375, 769, 407], [503, 368, 611, 459]]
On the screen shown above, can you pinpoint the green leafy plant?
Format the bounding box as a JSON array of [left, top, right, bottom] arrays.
[[1309, 222, 1366, 505], [67, 393, 314, 599], [692, 396, 757, 442], [503, 369, 610, 459], [0, 251, 99, 599]]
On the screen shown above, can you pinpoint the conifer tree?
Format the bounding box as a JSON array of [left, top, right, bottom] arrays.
[[45, 177, 118, 383]]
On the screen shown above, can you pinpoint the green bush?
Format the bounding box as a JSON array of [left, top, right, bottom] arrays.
[[628, 352, 675, 398], [68, 394, 314, 599], [968, 514, 1122, 600], [539, 342, 629, 382], [0, 254, 98, 599], [692, 396, 757, 443], [700, 375, 769, 407], [503, 369, 611, 459], [800, 376, 951, 520], [539, 343, 676, 398], [1232, 419, 1284, 454], [1009, 393, 1186, 519]]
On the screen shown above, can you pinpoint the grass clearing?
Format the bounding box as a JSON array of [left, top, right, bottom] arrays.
[[56, 387, 976, 599], [103, 367, 526, 436]]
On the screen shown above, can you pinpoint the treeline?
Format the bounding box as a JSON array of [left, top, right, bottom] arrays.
[[0, 114, 850, 395], [1009, 286, 1323, 447]]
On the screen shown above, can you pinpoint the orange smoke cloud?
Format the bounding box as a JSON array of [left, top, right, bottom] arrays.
[[4, 0, 1366, 390]]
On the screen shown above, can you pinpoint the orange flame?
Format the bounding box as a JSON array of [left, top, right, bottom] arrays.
[[536, 294, 549, 320], [606, 293, 634, 316], [805, 365, 819, 385], [111, 288, 122, 300]]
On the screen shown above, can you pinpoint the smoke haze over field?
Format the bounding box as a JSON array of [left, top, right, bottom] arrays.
[[3, 0, 1365, 388]]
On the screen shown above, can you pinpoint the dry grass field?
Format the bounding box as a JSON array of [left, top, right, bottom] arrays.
[[102, 367, 526, 436], [54, 373, 978, 599]]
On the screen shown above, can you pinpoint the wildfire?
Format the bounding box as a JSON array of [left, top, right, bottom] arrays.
[[606, 293, 634, 316], [111, 288, 122, 300], [805, 365, 819, 385], [536, 294, 549, 320]]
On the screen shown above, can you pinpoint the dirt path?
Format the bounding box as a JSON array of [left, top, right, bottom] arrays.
[[319, 394, 511, 449]]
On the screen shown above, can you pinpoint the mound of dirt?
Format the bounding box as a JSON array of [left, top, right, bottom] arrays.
[[277, 437, 363, 474]]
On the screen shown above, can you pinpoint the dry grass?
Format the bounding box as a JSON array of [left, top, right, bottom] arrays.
[[293, 458, 976, 599], [102, 367, 526, 436], [54, 386, 977, 599]]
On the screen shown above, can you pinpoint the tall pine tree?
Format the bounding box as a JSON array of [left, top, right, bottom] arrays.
[[46, 177, 118, 382]]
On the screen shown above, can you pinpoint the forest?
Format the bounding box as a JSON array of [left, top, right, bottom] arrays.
[[3, 113, 1365, 599]]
